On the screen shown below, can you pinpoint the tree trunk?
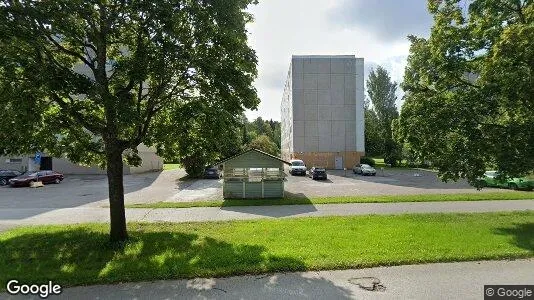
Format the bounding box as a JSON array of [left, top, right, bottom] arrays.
[[106, 143, 128, 243]]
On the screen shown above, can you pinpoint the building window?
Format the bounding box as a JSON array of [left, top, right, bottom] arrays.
[[6, 158, 22, 163]]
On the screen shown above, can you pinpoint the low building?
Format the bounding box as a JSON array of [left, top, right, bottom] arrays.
[[218, 149, 290, 199], [0, 144, 163, 175]]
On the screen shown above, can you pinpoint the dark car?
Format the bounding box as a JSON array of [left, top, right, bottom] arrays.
[[0, 170, 23, 186], [9, 170, 64, 187], [203, 167, 221, 179], [309, 167, 327, 180]]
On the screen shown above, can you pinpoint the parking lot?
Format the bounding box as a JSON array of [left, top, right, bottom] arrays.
[[0, 167, 492, 210], [284, 168, 478, 198]]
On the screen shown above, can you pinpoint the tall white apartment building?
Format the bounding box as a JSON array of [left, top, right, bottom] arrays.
[[281, 55, 365, 169]]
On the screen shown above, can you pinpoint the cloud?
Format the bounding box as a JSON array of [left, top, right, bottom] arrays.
[[328, 0, 432, 42], [244, 0, 415, 121]]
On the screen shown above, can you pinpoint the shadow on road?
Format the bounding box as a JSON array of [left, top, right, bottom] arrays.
[[0, 170, 166, 220], [220, 191, 317, 217]]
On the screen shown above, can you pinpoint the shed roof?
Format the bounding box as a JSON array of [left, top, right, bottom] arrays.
[[216, 148, 291, 165]]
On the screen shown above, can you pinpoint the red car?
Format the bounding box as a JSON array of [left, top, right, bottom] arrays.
[[9, 170, 64, 187]]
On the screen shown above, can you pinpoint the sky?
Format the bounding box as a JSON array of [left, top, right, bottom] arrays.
[[244, 0, 433, 121]]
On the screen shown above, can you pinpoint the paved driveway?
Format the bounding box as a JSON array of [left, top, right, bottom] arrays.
[[0, 169, 186, 208]]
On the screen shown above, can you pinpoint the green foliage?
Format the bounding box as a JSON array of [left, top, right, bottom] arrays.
[[359, 156, 376, 167], [0, 0, 259, 163], [0, 0, 259, 241], [248, 134, 279, 156], [366, 66, 401, 163], [242, 117, 281, 154], [383, 138, 402, 167], [364, 98, 383, 156], [398, 0, 534, 185]]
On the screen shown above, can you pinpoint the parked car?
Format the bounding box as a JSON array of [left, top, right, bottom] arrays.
[[309, 167, 327, 180], [476, 171, 534, 190], [203, 167, 221, 179], [289, 159, 307, 176], [0, 170, 23, 186], [9, 170, 64, 187], [353, 164, 376, 176]]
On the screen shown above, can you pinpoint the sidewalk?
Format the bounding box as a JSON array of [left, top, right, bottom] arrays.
[[3, 259, 533, 299], [0, 200, 533, 228]]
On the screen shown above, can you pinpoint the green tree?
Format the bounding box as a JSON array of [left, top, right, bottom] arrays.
[[0, 0, 258, 242], [272, 123, 281, 150], [366, 66, 401, 165], [364, 98, 383, 156], [249, 135, 279, 156], [398, 0, 534, 185]]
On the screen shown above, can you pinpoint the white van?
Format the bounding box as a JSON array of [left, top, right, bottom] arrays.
[[289, 159, 307, 176]]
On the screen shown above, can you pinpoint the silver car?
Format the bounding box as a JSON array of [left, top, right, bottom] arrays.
[[353, 164, 376, 176]]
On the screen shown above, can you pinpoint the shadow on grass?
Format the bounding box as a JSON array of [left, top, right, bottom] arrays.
[[0, 225, 313, 289], [220, 191, 316, 217], [494, 223, 534, 253]]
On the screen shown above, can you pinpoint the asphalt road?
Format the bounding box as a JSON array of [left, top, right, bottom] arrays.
[[0, 200, 532, 228], [3, 259, 533, 299]]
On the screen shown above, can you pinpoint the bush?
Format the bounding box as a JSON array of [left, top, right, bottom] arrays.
[[360, 157, 376, 167], [181, 154, 210, 178]]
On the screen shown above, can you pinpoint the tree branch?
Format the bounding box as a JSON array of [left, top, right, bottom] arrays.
[[36, 22, 97, 73], [50, 93, 105, 134]]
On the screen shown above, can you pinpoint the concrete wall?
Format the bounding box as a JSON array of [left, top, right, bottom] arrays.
[[281, 65, 293, 162], [290, 151, 365, 170], [52, 158, 110, 175], [0, 156, 29, 172], [281, 55, 365, 169], [0, 144, 163, 175], [129, 150, 163, 174]]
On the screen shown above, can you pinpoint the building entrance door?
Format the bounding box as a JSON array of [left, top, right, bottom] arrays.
[[40, 157, 53, 170], [334, 156, 343, 170]]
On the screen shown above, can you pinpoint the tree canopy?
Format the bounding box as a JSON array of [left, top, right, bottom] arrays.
[[0, 0, 259, 242], [398, 0, 534, 184], [366, 66, 401, 165], [248, 134, 279, 156]]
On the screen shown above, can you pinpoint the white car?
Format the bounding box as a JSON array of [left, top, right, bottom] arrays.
[[353, 164, 377, 176], [289, 159, 307, 176]]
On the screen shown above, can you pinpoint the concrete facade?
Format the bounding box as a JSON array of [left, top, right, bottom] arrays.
[[0, 144, 163, 175], [281, 55, 365, 169]]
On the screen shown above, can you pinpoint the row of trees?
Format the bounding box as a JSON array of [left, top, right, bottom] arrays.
[[243, 116, 281, 156], [167, 115, 281, 178]]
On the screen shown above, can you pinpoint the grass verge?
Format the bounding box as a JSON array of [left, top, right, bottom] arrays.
[[0, 211, 533, 289], [125, 191, 534, 209], [163, 164, 181, 171]]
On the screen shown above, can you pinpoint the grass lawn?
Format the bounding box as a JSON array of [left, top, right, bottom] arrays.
[[125, 191, 534, 209], [163, 163, 181, 171], [0, 211, 533, 289], [373, 157, 386, 167]]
